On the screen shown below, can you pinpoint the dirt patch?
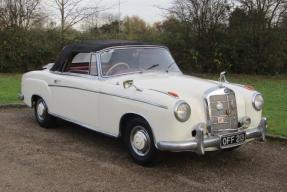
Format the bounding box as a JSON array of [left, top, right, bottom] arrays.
[[0, 108, 286, 192]]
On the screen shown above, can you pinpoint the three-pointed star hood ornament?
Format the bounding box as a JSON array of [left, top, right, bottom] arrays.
[[218, 71, 228, 87]]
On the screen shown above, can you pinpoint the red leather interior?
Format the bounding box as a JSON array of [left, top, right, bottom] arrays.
[[65, 63, 89, 74]]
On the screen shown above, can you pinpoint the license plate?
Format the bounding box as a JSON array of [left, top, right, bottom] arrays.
[[220, 132, 246, 149]]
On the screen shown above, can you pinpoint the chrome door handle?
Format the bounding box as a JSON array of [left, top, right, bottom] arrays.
[[54, 79, 61, 84]]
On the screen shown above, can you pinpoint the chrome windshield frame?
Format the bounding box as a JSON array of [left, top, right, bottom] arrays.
[[95, 45, 181, 79]]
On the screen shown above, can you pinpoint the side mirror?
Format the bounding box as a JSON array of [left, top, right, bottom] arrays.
[[123, 80, 134, 89], [123, 80, 143, 92]]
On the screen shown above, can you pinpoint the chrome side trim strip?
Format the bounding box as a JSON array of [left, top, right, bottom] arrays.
[[48, 84, 168, 109], [49, 112, 118, 138], [50, 71, 99, 80]]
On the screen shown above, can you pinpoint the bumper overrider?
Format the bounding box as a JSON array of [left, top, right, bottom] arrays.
[[157, 117, 267, 155]]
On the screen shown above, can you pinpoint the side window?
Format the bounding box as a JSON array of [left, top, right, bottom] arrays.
[[63, 53, 91, 74], [90, 54, 98, 76]]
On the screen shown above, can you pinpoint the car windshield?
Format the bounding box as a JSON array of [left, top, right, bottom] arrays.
[[100, 47, 181, 77]]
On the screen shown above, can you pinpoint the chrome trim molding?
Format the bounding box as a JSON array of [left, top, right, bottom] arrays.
[[156, 117, 267, 154], [247, 117, 267, 142], [48, 84, 168, 109], [50, 71, 99, 80], [204, 86, 224, 133], [149, 89, 179, 99], [204, 86, 238, 135], [98, 45, 168, 53]]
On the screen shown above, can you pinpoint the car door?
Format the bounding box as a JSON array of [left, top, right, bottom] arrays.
[[49, 52, 101, 130]]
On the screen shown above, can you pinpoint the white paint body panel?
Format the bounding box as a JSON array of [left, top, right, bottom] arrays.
[[21, 69, 262, 145]]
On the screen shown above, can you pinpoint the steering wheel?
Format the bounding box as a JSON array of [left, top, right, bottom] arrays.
[[106, 62, 130, 76]]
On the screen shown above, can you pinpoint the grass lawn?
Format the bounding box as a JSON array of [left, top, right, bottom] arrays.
[[0, 74, 21, 105], [0, 73, 286, 137]]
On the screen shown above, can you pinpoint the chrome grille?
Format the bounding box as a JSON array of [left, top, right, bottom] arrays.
[[206, 89, 238, 135]]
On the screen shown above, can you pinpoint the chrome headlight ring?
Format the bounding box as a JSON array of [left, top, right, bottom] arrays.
[[174, 101, 191, 122], [252, 93, 264, 111]]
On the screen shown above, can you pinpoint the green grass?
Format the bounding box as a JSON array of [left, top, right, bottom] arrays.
[[0, 73, 286, 137], [0, 74, 21, 105], [233, 75, 287, 137]]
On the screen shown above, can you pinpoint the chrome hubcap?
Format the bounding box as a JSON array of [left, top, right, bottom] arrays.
[[130, 126, 151, 156], [37, 101, 46, 121]]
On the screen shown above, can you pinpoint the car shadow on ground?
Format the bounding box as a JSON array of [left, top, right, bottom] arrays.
[[53, 118, 251, 169]]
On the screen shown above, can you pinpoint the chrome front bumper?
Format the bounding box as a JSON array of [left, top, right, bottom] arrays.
[[157, 117, 267, 155]]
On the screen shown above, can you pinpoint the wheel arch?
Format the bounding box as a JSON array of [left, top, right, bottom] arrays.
[[31, 94, 42, 107], [119, 113, 155, 140]]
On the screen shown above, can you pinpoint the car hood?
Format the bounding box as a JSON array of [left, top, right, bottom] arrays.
[[110, 72, 225, 100], [106, 72, 259, 128]]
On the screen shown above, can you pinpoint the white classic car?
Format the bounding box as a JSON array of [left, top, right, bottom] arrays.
[[21, 40, 267, 165]]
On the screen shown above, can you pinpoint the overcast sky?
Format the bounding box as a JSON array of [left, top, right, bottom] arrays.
[[102, 0, 173, 24]]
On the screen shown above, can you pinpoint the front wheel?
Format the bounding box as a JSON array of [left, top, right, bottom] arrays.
[[34, 98, 56, 128], [124, 118, 158, 166]]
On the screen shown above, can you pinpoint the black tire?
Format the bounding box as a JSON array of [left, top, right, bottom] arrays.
[[34, 98, 56, 128], [124, 118, 158, 166]]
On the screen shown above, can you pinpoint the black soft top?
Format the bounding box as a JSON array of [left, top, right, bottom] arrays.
[[51, 40, 165, 71]]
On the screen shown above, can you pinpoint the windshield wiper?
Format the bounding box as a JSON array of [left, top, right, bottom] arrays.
[[146, 64, 159, 70], [166, 62, 176, 72]]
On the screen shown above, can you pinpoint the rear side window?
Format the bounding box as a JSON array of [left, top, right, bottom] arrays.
[[63, 53, 91, 74]]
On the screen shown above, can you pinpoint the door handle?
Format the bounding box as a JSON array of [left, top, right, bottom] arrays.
[[54, 79, 61, 84]]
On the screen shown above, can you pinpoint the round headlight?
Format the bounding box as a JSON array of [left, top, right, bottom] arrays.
[[252, 93, 264, 111], [174, 101, 191, 122]]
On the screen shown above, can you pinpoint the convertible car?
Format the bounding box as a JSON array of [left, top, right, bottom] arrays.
[[20, 40, 267, 165]]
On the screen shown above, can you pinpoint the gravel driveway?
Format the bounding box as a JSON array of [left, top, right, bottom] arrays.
[[0, 108, 286, 192]]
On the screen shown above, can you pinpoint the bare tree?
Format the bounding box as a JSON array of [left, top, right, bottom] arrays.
[[0, 0, 42, 30], [237, 0, 287, 27], [48, 0, 104, 40], [167, 0, 231, 37]]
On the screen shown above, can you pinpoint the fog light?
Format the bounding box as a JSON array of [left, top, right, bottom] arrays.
[[241, 116, 251, 128]]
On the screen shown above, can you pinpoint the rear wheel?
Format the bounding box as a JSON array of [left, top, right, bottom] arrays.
[[34, 98, 56, 128], [124, 118, 158, 166]]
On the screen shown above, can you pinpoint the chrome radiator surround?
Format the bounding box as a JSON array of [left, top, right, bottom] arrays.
[[204, 87, 239, 135]]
